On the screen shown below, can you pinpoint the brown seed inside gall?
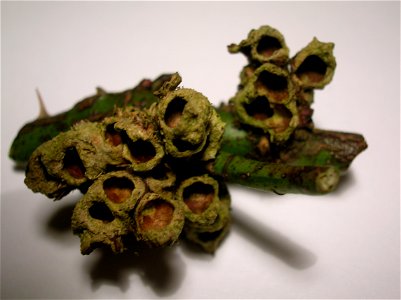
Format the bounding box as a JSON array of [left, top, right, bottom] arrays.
[[295, 55, 327, 84], [164, 97, 187, 128], [105, 124, 122, 146], [255, 70, 288, 102], [183, 182, 215, 214], [140, 200, 174, 230], [256, 36, 282, 58], [103, 176, 135, 203], [63, 147, 86, 179], [270, 104, 293, 133]]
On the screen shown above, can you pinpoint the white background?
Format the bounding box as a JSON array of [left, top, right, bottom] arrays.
[[1, 1, 400, 299]]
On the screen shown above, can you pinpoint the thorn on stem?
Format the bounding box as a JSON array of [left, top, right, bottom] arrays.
[[36, 88, 49, 119]]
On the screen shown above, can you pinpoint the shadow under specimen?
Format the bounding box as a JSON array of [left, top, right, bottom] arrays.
[[41, 195, 186, 296], [232, 208, 317, 269], [83, 246, 186, 296], [40, 184, 318, 296]]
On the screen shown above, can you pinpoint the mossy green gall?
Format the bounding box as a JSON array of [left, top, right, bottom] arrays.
[[228, 25, 289, 66], [71, 170, 146, 254], [290, 37, 336, 89]]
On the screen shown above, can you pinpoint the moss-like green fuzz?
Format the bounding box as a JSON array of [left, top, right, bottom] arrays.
[[71, 171, 146, 254], [156, 88, 225, 160], [134, 192, 185, 247], [26, 73, 231, 254], [20, 25, 368, 256], [228, 25, 290, 66], [290, 37, 336, 89], [183, 179, 231, 253]]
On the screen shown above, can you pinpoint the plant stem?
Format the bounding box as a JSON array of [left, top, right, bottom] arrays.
[[218, 103, 367, 172], [10, 76, 367, 177], [9, 74, 173, 166], [210, 151, 340, 195]]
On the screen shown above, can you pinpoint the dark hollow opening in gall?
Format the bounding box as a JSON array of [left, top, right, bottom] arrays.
[[103, 176, 135, 203], [164, 97, 187, 128], [183, 182, 215, 214], [197, 228, 224, 242], [295, 55, 327, 83], [89, 202, 115, 222], [129, 139, 156, 163], [255, 70, 288, 101], [139, 199, 174, 230], [173, 138, 202, 152], [256, 36, 282, 58], [149, 164, 169, 180], [105, 123, 122, 146], [244, 96, 274, 121], [63, 147, 86, 179]]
